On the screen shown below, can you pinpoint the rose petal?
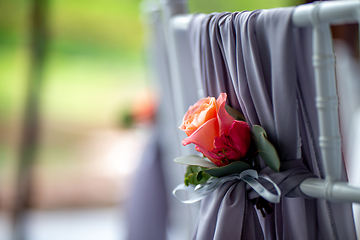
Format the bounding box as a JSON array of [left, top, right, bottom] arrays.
[[192, 145, 227, 167], [182, 118, 219, 152], [227, 120, 251, 157], [207, 154, 229, 167], [182, 98, 208, 121], [216, 93, 227, 109], [191, 101, 217, 129], [211, 121, 251, 165], [213, 135, 243, 160], [180, 97, 217, 136], [217, 93, 235, 135]]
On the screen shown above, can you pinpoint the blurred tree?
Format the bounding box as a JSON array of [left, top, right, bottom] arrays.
[[11, 0, 49, 239]]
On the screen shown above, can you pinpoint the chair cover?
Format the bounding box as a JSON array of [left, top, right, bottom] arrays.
[[126, 130, 167, 240], [188, 8, 356, 240], [126, 7, 198, 239]]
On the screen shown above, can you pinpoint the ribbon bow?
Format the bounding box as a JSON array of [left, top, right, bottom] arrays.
[[173, 169, 281, 204]]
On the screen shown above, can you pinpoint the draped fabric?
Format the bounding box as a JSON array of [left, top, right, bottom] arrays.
[[188, 8, 357, 240], [126, 8, 199, 240], [126, 131, 167, 240]]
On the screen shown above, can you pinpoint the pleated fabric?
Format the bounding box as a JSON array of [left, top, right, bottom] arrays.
[[188, 8, 356, 240]]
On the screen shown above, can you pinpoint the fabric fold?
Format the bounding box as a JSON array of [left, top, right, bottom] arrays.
[[188, 7, 356, 240]]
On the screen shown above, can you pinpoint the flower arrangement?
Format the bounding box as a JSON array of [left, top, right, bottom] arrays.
[[180, 93, 251, 167], [173, 93, 281, 215]]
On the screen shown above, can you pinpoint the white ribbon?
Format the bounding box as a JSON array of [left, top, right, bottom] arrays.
[[173, 169, 281, 204]]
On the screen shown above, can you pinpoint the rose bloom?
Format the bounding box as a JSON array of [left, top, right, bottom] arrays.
[[180, 93, 251, 167]]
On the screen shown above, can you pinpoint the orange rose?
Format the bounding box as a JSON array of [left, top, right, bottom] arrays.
[[179, 96, 218, 137], [180, 93, 251, 167]]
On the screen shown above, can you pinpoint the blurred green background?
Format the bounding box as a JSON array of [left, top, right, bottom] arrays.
[[0, 0, 301, 129], [0, 0, 300, 209], [0, 0, 145, 128], [0, 0, 147, 181]]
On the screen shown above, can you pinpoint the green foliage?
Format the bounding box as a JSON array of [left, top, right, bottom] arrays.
[[184, 165, 211, 186], [252, 125, 281, 172], [205, 161, 251, 178], [0, 0, 148, 125], [174, 155, 218, 168], [48, 0, 144, 52], [225, 105, 246, 121], [252, 125, 267, 139], [0, 0, 144, 53]]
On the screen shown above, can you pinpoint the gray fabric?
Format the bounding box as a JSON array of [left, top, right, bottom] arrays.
[[126, 131, 167, 240], [126, 10, 169, 240], [188, 8, 356, 240], [126, 6, 199, 240]]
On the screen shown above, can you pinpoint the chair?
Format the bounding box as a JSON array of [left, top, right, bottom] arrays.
[[127, 0, 360, 239], [159, 0, 360, 239], [162, 0, 360, 202]]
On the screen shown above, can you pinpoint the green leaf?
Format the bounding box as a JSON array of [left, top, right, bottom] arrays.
[[252, 125, 267, 140], [205, 161, 251, 178], [200, 172, 211, 183], [225, 105, 246, 121], [186, 165, 202, 176], [196, 171, 203, 181], [174, 155, 218, 168], [252, 125, 281, 172], [184, 165, 211, 186], [257, 132, 281, 172]]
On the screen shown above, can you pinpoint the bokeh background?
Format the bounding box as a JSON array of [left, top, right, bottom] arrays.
[[0, 0, 302, 239]]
